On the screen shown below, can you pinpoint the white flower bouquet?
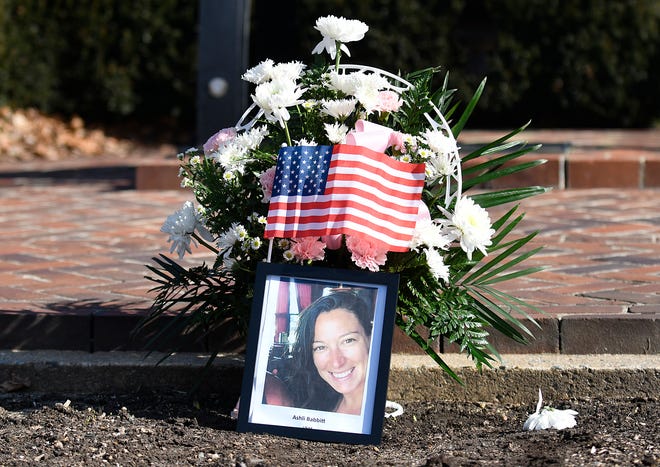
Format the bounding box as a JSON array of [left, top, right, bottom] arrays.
[[144, 16, 547, 381]]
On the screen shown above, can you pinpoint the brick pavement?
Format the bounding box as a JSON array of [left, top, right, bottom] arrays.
[[0, 129, 658, 356]]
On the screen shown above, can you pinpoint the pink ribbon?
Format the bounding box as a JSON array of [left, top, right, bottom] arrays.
[[345, 119, 395, 153]]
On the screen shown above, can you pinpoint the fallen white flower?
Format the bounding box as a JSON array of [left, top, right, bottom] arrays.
[[384, 400, 404, 418], [523, 388, 578, 431]]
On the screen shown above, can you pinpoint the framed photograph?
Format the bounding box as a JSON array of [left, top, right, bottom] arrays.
[[237, 262, 399, 445]]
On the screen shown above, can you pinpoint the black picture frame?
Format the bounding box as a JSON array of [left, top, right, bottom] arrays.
[[237, 262, 399, 445]]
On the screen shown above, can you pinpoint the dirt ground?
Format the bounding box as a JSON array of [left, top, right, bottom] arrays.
[[0, 390, 657, 466], [2, 109, 659, 465]]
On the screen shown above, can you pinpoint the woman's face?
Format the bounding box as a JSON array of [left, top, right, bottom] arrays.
[[312, 308, 370, 399]]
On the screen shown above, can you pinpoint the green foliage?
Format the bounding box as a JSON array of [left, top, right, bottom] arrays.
[[139, 57, 550, 380], [252, 0, 660, 128], [390, 73, 549, 380], [0, 0, 197, 124], [0, 0, 656, 129]]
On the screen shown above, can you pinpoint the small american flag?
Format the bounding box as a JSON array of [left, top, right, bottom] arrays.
[[264, 144, 426, 252]]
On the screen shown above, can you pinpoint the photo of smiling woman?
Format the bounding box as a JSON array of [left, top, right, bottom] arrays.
[[238, 264, 398, 443], [287, 290, 374, 415]]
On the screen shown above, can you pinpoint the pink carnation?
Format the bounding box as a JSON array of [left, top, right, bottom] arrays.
[[321, 234, 343, 250], [388, 131, 409, 152], [346, 235, 388, 272], [259, 166, 277, 202], [203, 127, 237, 155], [288, 237, 326, 262], [375, 90, 403, 113]]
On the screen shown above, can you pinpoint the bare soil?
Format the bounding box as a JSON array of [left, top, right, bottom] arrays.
[[0, 390, 657, 466]]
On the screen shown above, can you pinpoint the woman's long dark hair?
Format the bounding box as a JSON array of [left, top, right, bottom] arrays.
[[287, 290, 373, 411]]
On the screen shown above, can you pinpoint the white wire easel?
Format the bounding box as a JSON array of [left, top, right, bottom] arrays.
[[234, 63, 462, 205]]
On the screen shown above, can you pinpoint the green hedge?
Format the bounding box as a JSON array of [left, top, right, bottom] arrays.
[[252, 0, 660, 128], [0, 0, 198, 125], [0, 0, 658, 130]]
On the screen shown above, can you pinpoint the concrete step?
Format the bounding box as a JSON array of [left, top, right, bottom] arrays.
[[1, 351, 658, 403]]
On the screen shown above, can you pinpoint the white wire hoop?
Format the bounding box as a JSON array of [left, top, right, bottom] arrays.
[[234, 63, 463, 204], [337, 64, 462, 204]]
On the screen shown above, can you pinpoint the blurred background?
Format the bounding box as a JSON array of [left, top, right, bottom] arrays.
[[0, 0, 658, 154]]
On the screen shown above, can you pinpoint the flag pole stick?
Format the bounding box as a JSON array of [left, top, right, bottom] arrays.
[[266, 238, 274, 263]]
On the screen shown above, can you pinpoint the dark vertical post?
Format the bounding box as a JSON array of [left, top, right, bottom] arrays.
[[197, 0, 251, 144]]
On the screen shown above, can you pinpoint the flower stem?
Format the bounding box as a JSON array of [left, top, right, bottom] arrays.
[[334, 41, 342, 72], [193, 232, 219, 254], [283, 121, 292, 146]]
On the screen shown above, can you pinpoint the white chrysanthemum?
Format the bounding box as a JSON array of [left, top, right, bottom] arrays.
[[321, 98, 357, 119], [252, 80, 305, 126], [424, 248, 450, 282], [425, 152, 452, 180], [242, 59, 274, 84], [411, 217, 451, 251], [324, 122, 349, 143], [271, 61, 306, 82], [523, 389, 578, 431], [296, 138, 317, 146], [250, 237, 262, 250], [352, 73, 391, 113], [326, 71, 358, 95], [161, 201, 213, 259], [217, 222, 247, 254], [444, 197, 495, 260], [235, 125, 269, 150], [422, 129, 458, 156], [311, 15, 368, 59], [214, 144, 249, 174]]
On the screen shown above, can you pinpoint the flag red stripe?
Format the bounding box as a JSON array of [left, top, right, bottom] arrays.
[[329, 159, 425, 189], [266, 210, 417, 239], [326, 177, 423, 202], [265, 144, 426, 252], [332, 144, 427, 175]]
